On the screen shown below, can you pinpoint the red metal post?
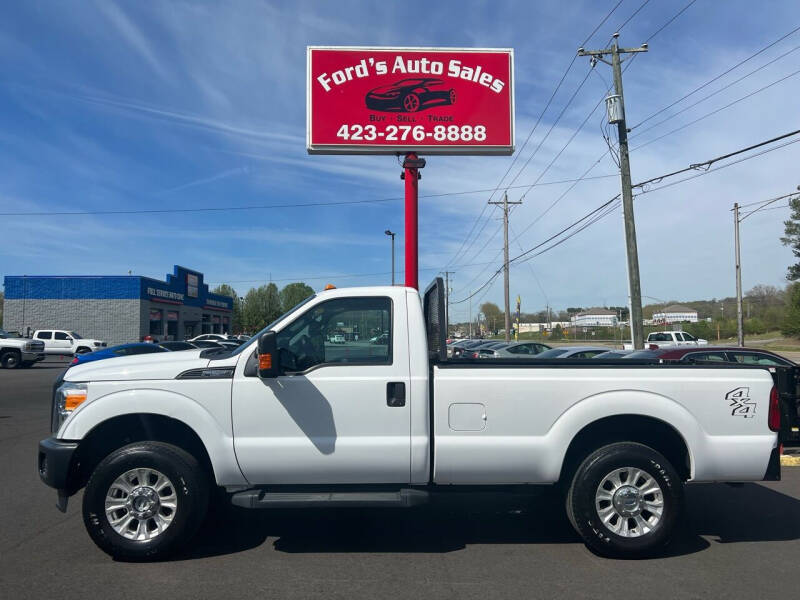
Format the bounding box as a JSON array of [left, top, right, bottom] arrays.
[[404, 152, 419, 289]]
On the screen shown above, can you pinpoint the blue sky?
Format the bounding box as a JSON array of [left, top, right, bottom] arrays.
[[1, 0, 799, 320]]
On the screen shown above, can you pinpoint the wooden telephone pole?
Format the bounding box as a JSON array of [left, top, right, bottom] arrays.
[[579, 34, 648, 349], [489, 192, 522, 341]]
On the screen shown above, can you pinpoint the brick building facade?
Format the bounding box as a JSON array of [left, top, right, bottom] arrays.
[[2, 265, 233, 346]]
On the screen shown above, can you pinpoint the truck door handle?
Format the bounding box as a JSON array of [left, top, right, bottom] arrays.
[[387, 382, 406, 407]]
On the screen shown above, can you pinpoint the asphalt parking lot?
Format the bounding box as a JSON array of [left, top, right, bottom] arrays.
[[2, 364, 800, 600]]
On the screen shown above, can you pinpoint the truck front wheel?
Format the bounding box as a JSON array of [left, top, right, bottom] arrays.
[[566, 442, 683, 558], [1, 350, 20, 369], [82, 441, 209, 561]]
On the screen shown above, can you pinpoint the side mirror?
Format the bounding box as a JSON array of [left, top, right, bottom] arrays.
[[257, 331, 280, 378]]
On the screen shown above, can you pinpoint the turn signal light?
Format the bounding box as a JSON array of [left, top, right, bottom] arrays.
[[768, 386, 780, 432], [259, 353, 272, 370], [64, 392, 87, 411]]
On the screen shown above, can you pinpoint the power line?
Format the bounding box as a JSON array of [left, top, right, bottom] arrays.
[[631, 66, 800, 152], [739, 191, 800, 221], [633, 129, 800, 190], [630, 43, 800, 141], [0, 174, 618, 217], [631, 24, 800, 130]]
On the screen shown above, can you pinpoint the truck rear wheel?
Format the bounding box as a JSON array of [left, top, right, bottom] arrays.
[[82, 441, 209, 561], [566, 442, 683, 558]]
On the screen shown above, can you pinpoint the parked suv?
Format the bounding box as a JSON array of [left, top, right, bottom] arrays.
[[33, 330, 106, 356], [0, 328, 45, 368]]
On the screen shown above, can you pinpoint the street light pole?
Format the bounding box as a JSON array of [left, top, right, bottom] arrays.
[[384, 230, 396, 286]]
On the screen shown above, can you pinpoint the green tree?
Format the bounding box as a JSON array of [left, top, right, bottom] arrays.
[[781, 282, 800, 337], [480, 302, 503, 332], [280, 282, 314, 312], [241, 283, 281, 332], [781, 196, 800, 280]]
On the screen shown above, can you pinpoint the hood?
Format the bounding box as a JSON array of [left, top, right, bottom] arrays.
[[64, 349, 209, 382]]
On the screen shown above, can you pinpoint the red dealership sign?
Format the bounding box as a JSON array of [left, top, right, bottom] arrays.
[[307, 46, 514, 155]]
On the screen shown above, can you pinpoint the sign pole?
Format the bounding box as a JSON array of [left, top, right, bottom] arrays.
[[404, 152, 421, 289]]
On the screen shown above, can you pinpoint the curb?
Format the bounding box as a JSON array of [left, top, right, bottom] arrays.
[[780, 454, 800, 467]]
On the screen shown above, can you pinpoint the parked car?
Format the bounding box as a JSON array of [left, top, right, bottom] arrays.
[[624, 331, 708, 350], [623, 346, 794, 367], [33, 330, 106, 355], [188, 334, 238, 343], [158, 341, 199, 351], [370, 333, 389, 345], [0, 328, 45, 368], [330, 334, 346, 344], [39, 279, 784, 560], [70, 343, 169, 366], [535, 346, 612, 359], [493, 342, 552, 358], [189, 340, 225, 349], [592, 350, 634, 359]]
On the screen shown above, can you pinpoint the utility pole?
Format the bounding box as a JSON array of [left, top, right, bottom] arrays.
[[733, 203, 744, 347], [489, 191, 522, 342], [442, 271, 454, 337], [469, 293, 473, 338], [579, 33, 648, 349], [385, 230, 396, 286]]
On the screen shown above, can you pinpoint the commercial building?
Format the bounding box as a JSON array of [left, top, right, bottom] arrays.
[[2, 265, 233, 346], [570, 308, 619, 328], [653, 304, 699, 324]]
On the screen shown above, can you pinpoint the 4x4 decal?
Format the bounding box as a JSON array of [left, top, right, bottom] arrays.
[[726, 387, 756, 418]]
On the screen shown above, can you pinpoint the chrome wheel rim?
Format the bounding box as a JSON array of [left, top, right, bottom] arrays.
[[595, 466, 664, 538], [105, 468, 177, 540]]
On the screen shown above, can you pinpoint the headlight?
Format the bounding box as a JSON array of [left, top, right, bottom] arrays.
[[93, 342, 102, 347], [52, 382, 88, 434]]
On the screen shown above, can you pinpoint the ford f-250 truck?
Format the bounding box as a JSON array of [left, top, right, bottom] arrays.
[[38, 279, 783, 560]]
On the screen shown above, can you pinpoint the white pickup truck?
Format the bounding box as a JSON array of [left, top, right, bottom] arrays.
[[624, 330, 708, 350], [0, 328, 45, 368], [32, 330, 107, 356], [38, 279, 783, 560]]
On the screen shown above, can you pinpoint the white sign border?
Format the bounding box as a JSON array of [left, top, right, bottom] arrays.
[[306, 46, 515, 156]]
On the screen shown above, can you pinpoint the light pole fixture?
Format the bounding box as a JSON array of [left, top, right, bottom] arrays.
[[385, 229, 396, 286]]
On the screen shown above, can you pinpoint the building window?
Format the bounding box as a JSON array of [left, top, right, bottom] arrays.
[[201, 314, 211, 334], [149, 309, 163, 336]]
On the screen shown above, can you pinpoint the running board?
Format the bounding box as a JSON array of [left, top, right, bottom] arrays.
[[231, 488, 429, 509]]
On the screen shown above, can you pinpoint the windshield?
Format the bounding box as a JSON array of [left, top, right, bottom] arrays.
[[0, 329, 7, 339], [69, 332, 84, 339], [225, 294, 317, 357]]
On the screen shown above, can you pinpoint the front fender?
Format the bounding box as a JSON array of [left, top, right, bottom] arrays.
[[60, 388, 247, 486]]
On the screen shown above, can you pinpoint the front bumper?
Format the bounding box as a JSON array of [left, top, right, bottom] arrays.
[[22, 351, 45, 362], [38, 437, 79, 506]]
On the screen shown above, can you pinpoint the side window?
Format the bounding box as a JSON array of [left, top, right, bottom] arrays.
[[37, 331, 52, 340], [506, 345, 522, 354], [731, 353, 785, 366], [675, 333, 685, 341], [54, 332, 69, 340], [682, 332, 696, 341], [276, 297, 392, 371], [683, 352, 726, 362]]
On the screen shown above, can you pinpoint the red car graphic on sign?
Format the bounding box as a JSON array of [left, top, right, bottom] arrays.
[[365, 78, 456, 112]]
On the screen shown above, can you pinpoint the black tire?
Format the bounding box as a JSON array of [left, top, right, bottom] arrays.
[[82, 441, 209, 561], [1, 350, 20, 369], [75, 347, 92, 354], [566, 442, 683, 558]]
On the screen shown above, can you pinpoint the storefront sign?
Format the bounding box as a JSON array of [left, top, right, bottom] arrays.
[[206, 298, 230, 309], [167, 311, 179, 321], [186, 274, 199, 298], [307, 47, 514, 154], [147, 287, 184, 302]]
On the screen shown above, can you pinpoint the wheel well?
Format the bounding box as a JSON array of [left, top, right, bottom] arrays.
[[72, 414, 214, 492], [559, 415, 691, 485]]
